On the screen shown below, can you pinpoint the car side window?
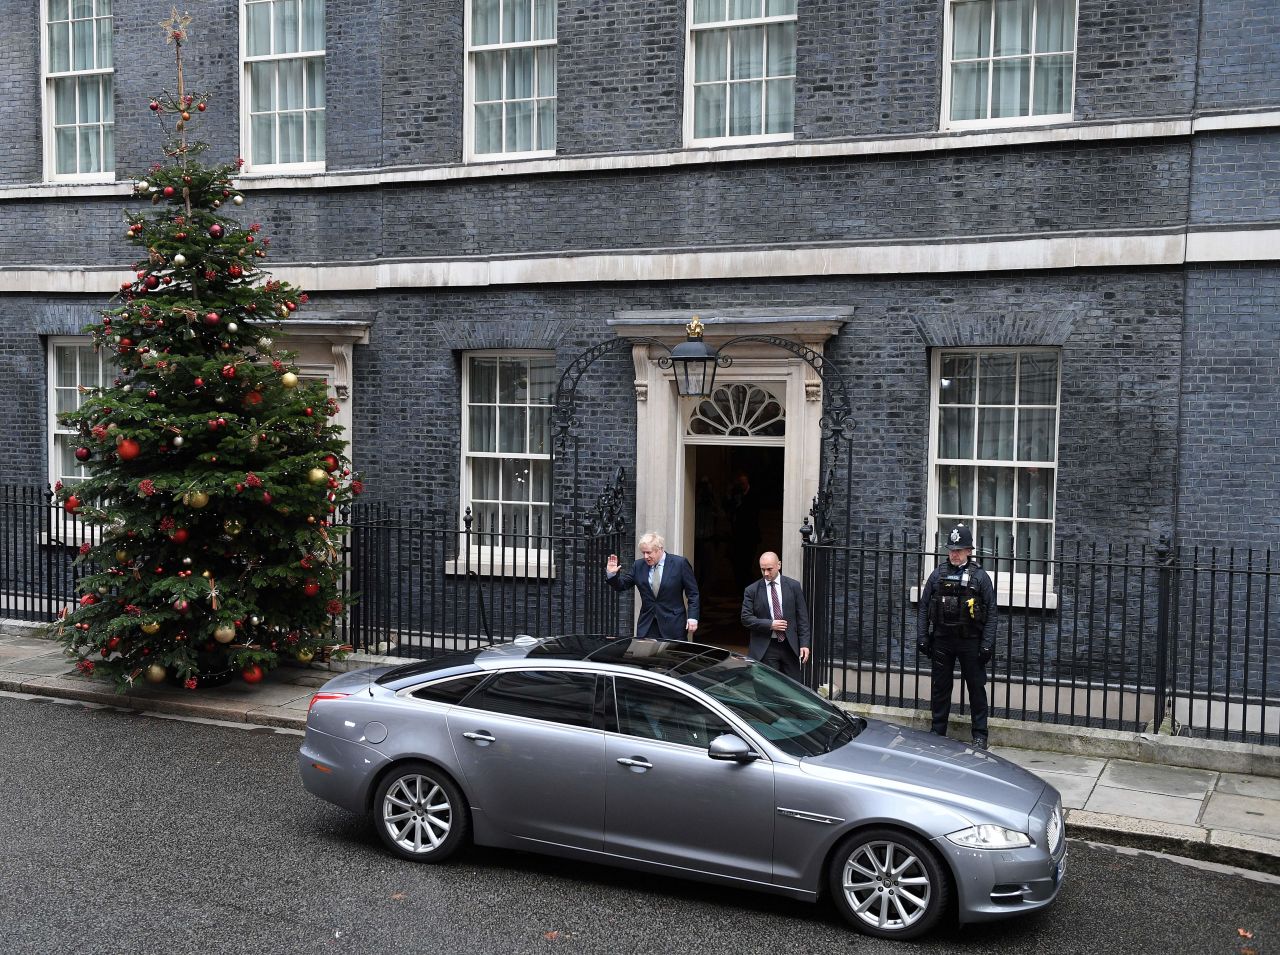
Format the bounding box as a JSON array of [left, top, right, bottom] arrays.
[[411, 673, 487, 704], [464, 670, 597, 728], [614, 678, 730, 748]]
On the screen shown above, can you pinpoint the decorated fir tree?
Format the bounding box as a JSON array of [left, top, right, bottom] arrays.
[[53, 11, 360, 690]]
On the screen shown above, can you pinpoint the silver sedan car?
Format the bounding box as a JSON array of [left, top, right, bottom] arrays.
[[300, 637, 1065, 940]]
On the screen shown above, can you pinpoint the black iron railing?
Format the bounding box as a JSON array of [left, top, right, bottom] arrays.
[[802, 532, 1280, 746]]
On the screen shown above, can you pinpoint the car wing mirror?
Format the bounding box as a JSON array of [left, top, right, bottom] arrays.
[[708, 733, 760, 762]]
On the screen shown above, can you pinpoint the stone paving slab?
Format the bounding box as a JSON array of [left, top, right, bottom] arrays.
[[1201, 792, 1280, 839], [1083, 785, 1205, 826], [1216, 771, 1280, 801], [1029, 769, 1097, 809], [1098, 759, 1218, 799], [990, 746, 1107, 777]]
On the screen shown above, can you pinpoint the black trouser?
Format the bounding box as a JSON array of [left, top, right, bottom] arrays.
[[929, 632, 988, 738], [761, 639, 802, 681]]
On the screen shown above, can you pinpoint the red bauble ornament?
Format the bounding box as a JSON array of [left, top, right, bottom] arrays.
[[221, 364, 236, 379], [323, 454, 339, 472], [193, 377, 204, 388], [197, 102, 206, 112], [149, 100, 160, 111], [64, 495, 81, 513], [171, 528, 189, 544], [242, 664, 264, 684], [116, 438, 141, 461], [303, 580, 320, 597], [209, 224, 223, 238], [144, 275, 159, 289], [163, 186, 175, 198], [148, 390, 157, 399], [262, 492, 272, 504], [75, 447, 91, 461], [204, 312, 221, 325]]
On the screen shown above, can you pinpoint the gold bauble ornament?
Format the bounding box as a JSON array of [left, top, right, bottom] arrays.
[[294, 649, 315, 664], [115, 549, 129, 563], [281, 372, 299, 389], [307, 467, 327, 485], [223, 518, 243, 536], [141, 621, 161, 635], [213, 624, 236, 643], [186, 490, 209, 509], [144, 663, 167, 683]]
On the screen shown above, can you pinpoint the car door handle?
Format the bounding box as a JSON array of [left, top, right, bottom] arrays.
[[463, 731, 496, 743], [616, 757, 652, 769]]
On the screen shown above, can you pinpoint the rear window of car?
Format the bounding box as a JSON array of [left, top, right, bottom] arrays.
[[410, 673, 488, 705], [375, 650, 485, 686]]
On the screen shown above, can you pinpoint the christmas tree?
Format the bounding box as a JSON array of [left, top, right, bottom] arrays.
[[53, 10, 360, 691]]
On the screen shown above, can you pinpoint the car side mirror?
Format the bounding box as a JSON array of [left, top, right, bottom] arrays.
[[708, 733, 760, 762]]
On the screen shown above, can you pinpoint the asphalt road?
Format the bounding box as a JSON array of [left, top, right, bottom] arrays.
[[0, 692, 1276, 955]]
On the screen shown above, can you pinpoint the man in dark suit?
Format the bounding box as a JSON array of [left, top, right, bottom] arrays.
[[740, 551, 810, 680], [606, 531, 700, 640]]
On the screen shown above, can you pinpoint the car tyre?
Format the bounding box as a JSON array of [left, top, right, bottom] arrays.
[[828, 827, 950, 940], [373, 762, 470, 863]]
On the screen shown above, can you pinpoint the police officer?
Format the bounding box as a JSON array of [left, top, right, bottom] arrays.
[[916, 523, 997, 749]]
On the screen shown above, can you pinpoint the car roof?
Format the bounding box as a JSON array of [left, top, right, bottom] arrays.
[[375, 636, 738, 688]]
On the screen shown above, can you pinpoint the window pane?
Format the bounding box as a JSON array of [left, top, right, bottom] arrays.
[[250, 62, 275, 111], [471, 457, 499, 498], [940, 353, 976, 403], [692, 0, 722, 24], [978, 467, 1014, 517], [991, 57, 1030, 117], [475, 101, 502, 153], [730, 26, 764, 79], [470, 358, 498, 402], [993, 0, 1031, 56], [978, 520, 1013, 560], [1017, 467, 1054, 519], [101, 122, 113, 170], [302, 0, 325, 50], [412, 674, 486, 704], [466, 671, 595, 728], [728, 0, 760, 20], [528, 358, 555, 402], [78, 125, 100, 172], [694, 84, 726, 139], [937, 465, 974, 515], [498, 358, 527, 403], [765, 22, 795, 75], [939, 407, 974, 459], [306, 58, 325, 107], [1017, 407, 1055, 461], [55, 346, 78, 387], [72, 18, 93, 69], [498, 407, 527, 454], [952, 0, 991, 59], [71, 0, 91, 17], [251, 114, 275, 164], [533, 0, 555, 40], [1019, 352, 1058, 403], [694, 29, 728, 82], [53, 77, 76, 124], [473, 0, 499, 44], [536, 97, 555, 150], [50, 0, 69, 20], [474, 51, 502, 101], [950, 61, 988, 120], [765, 0, 796, 14], [56, 128, 78, 173], [1033, 54, 1072, 115], [979, 353, 1016, 403], [98, 0, 111, 15], [78, 348, 101, 387], [49, 22, 70, 72], [1036, 0, 1074, 52], [615, 679, 728, 747], [78, 76, 100, 122], [279, 59, 304, 109], [1015, 523, 1051, 574], [530, 459, 550, 502], [276, 0, 301, 54], [503, 0, 531, 43], [506, 47, 533, 99], [472, 501, 499, 534], [764, 78, 793, 134], [729, 80, 762, 136], [529, 406, 550, 455], [96, 17, 112, 69], [278, 112, 304, 163], [306, 110, 324, 161], [536, 45, 555, 96], [469, 406, 496, 452], [978, 407, 1014, 460], [247, 2, 271, 56]]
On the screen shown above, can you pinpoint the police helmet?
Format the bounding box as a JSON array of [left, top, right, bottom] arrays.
[[945, 523, 974, 550]]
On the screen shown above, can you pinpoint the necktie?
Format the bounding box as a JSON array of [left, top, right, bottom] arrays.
[[651, 563, 662, 595], [770, 581, 783, 624]]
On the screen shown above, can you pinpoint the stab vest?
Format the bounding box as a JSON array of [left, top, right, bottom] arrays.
[[929, 561, 984, 637]]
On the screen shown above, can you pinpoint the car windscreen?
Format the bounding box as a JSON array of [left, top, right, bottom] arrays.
[[678, 656, 854, 758]]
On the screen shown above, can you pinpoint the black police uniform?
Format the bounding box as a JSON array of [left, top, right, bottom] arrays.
[[916, 528, 997, 746]]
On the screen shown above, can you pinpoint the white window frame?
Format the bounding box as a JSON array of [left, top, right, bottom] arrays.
[[684, 0, 797, 148], [941, 0, 1077, 131], [456, 351, 556, 577], [41, 0, 115, 182], [463, 0, 558, 163], [47, 337, 117, 489], [240, 0, 326, 174], [924, 347, 1061, 609]]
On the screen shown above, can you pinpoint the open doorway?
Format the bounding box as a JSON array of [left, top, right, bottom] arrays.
[[690, 445, 784, 649]]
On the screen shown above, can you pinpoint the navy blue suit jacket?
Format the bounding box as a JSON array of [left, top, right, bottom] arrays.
[[740, 574, 811, 662], [608, 553, 700, 640]]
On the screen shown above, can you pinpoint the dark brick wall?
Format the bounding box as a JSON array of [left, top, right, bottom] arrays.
[[380, 1, 464, 167], [1074, 0, 1200, 121], [326, 0, 384, 172], [1191, 131, 1280, 227], [1197, 0, 1280, 113], [0, 1, 41, 184], [1179, 266, 1280, 550]]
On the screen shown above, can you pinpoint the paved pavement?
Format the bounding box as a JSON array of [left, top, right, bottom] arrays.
[[3, 619, 1279, 875]]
